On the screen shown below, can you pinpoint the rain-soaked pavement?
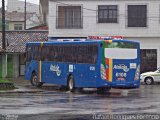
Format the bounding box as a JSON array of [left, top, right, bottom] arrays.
[[0, 84, 160, 120]]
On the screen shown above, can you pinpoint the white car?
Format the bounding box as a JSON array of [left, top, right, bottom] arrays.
[[140, 68, 160, 85]]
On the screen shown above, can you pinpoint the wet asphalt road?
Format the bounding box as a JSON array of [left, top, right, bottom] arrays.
[[0, 85, 160, 120]]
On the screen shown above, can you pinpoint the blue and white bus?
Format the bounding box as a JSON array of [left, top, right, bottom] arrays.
[[24, 37, 140, 92]]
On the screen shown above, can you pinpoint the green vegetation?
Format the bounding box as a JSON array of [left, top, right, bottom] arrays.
[[7, 55, 13, 78], [0, 78, 15, 90], [0, 78, 11, 83], [0, 55, 13, 78], [0, 18, 9, 30], [0, 55, 15, 90]]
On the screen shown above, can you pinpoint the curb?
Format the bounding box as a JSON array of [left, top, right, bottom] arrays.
[[0, 84, 44, 94], [0, 90, 44, 94], [0, 83, 15, 90], [0, 88, 44, 94]]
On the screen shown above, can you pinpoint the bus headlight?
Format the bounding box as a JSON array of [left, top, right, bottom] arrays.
[[101, 64, 106, 80], [134, 65, 140, 80]]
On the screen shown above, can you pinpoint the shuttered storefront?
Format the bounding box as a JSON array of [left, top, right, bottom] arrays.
[[140, 49, 157, 73]]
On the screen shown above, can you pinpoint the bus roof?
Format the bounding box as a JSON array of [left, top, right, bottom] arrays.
[[26, 39, 140, 45]]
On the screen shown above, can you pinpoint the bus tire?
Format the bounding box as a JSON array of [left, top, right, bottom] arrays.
[[31, 72, 43, 87], [97, 87, 111, 94], [67, 75, 75, 92]]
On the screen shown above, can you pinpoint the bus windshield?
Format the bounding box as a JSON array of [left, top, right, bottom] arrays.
[[104, 42, 138, 59]]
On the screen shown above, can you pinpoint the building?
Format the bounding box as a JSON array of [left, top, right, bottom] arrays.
[[6, 11, 40, 30], [7, 0, 39, 14], [0, 18, 9, 31], [48, 0, 160, 72], [39, 0, 49, 25], [0, 0, 48, 78], [0, 31, 48, 78], [6, 0, 41, 30]]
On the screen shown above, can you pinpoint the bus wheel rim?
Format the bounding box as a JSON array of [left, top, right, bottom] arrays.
[[33, 75, 38, 84], [69, 79, 73, 90]]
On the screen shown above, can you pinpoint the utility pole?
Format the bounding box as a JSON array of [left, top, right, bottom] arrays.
[[1, 0, 7, 79], [24, 0, 26, 30], [2, 0, 6, 50]]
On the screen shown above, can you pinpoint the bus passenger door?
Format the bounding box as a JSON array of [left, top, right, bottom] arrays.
[[38, 60, 42, 83], [34, 45, 43, 83]]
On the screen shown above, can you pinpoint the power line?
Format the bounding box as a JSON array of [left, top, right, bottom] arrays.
[[49, 15, 160, 22], [51, 1, 160, 22], [54, 1, 97, 12]]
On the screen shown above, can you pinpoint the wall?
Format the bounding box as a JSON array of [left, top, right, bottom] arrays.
[[126, 37, 160, 68], [9, 22, 24, 30], [40, 0, 49, 24], [7, 0, 39, 14], [49, 0, 160, 37], [48, 0, 160, 70], [26, 14, 41, 29]]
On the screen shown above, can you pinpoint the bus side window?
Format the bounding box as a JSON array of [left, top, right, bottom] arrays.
[[46, 47, 50, 61], [33, 46, 38, 60], [37, 46, 41, 61], [57, 46, 63, 62], [33, 46, 41, 61], [49, 47, 53, 61], [54, 46, 58, 61], [90, 44, 98, 64], [26, 46, 32, 62], [42, 46, 48, 61], [94, 45, 98, 63]]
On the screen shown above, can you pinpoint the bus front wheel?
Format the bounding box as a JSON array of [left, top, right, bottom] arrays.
[[31, 72, 43, 87], [67, 75, 75, 92]]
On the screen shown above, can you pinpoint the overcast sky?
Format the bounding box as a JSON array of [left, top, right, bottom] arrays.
[[0, 0, 39, 8]]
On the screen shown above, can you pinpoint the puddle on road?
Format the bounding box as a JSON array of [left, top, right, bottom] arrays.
[[0, 85, 160, 115]]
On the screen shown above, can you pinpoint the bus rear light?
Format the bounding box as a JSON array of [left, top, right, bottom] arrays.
[[101, 64, 106, 80], [134, 65, 140, 80]]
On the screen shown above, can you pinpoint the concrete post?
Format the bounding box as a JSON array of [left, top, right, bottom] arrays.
[[13, 54, 19, 78], [2, 54, 7, 78]]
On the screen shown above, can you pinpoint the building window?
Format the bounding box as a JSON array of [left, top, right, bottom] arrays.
[[14, 24, 23, 30], [57, 6, 82, 28], [98, 5, 118, 23], [128, 5, 147, 27]]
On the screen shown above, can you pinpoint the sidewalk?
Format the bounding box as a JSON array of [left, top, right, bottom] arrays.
[[10, 76, 31, 86], [0, 77, 141, 94], [0, 77, 44, 94]]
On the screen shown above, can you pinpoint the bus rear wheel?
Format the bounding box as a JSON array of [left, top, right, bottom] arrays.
[[67, 75, 75, 92], [97, 87, 111, 94], [31, 72, 43, 87]]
